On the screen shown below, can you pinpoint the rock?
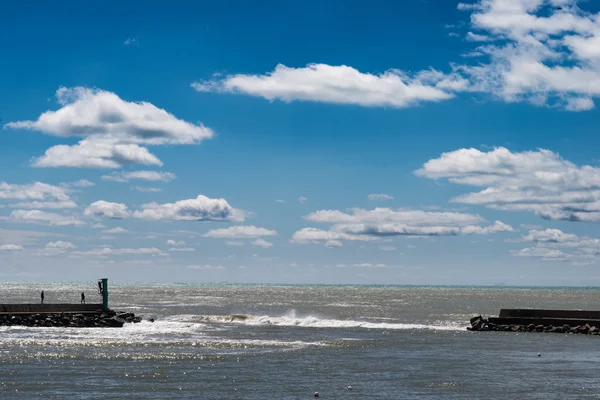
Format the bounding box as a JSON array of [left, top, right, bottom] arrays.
[[103, 317, 125, 328]]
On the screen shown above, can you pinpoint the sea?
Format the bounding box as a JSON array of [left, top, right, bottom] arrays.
[[1, 283, 600, 399]]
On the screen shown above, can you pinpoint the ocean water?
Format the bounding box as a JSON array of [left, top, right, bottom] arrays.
[[1, 284, 600, 399]]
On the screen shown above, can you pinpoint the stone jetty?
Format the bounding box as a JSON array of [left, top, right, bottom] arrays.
[[468, 308, 600, 335], [0, 310, 146, 328]]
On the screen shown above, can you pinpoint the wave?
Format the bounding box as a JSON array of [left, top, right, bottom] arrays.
[[0, 320, 323, 349], [190, 311, 466, 331]]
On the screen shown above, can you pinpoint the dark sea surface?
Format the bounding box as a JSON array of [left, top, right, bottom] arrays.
[[1, 283, 600, 399]]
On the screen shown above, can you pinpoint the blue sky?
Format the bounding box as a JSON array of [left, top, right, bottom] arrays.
[[2, 0, 600, 285]]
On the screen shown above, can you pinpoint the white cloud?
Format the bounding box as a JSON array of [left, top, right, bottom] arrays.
[[133, 195, 244, 222], [103, 227, 128, 234], [325, 240, 343, 248], [251, 239, 273, 248], [102, 171, 176, 182], [66, 179, 95, 187], [368, 193, 394, 201], [5, 87, 214, 168], [0, 182, 72, 205], [32, 138, 163, 168], [511, 228, 600, 264], [276, 199, 286, 203], [39, 240, 76, 256], [521, 229, 579, 243], [305, 208, 485, 226], [291, 228, 375, 244], [7, 210, 84, 227], [353, 263, 387, 268], [10, 200, 78, 209], [466, 32, 492, 42], [72, 247, 165, 256], [190, 2, 600, 111], [416, 147, 600, 222], [186, 264, 226, 270], [454, 0, 600, 110], [0, 244, 23, 252], [45, 241, 75, 249], [124, 37, 139, 46], [292, 207, 512, 246], [168, 247, 196, 252], [511, 246, 570, 260], [84, 201, 130, 219], [192, 63, 455, 108], [298, 196, 308, 204], [203, 225, 277, 239], [166, 239, 186, 246], [133, 187, 162, 192]]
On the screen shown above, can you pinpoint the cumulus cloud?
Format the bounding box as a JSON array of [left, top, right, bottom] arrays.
[[192, 2, 600, 111], [168, 247, 196, 252], [416, 147, 600, 222], [84, 201, 130, 219], [102, 171, 176, 182], [192, 63, 456, 108], [33, 138, 163, 168], [67, 179, 95, 187], [203, 225, 277, 239], [133, 187, 162, 193], [124, 37, 139, 46], [39, 240, 76, 256], [511, 228, 600, 264], [298, 196, 308, 204], [353, 263, 387, 268], [133, 195, 244, 222], [166, 239, 186, 246], [72, 247, 166, 256], [45, 241, 76, 249], [368, 193, 394, 201], [0, 244, 23, 252], [103, 227, 128, 234], [10, 200, 77, 209], [7, 210, 84, 227], [292, 207, 512, 246], [5, 87, 214, 168], [251, 239, 273, 248], [186, 264, 226, 270], [0, 182, 74, 209]]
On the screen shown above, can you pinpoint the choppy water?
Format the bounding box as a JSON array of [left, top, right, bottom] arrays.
[[2, 284, 600, 399]]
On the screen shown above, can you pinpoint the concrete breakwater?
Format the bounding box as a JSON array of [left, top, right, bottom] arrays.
[[468, 309, 600, 335], [0, 310, 146, 328]]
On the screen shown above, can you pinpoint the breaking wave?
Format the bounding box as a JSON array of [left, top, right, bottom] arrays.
[[190, 311, 465, 331]]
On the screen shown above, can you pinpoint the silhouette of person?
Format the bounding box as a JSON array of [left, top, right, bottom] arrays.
[[81, 292, 85, 304], [98, 281, 103, 295], [41, 290, 44, 304]]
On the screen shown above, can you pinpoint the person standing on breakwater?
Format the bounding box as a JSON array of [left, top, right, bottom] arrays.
[[40, 290, 44, 304], [81, 292, 85, 304]]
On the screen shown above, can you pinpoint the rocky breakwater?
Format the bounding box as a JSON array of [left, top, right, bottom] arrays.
[[467, 315, 600, 335], [0, 311, 150, 328]]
